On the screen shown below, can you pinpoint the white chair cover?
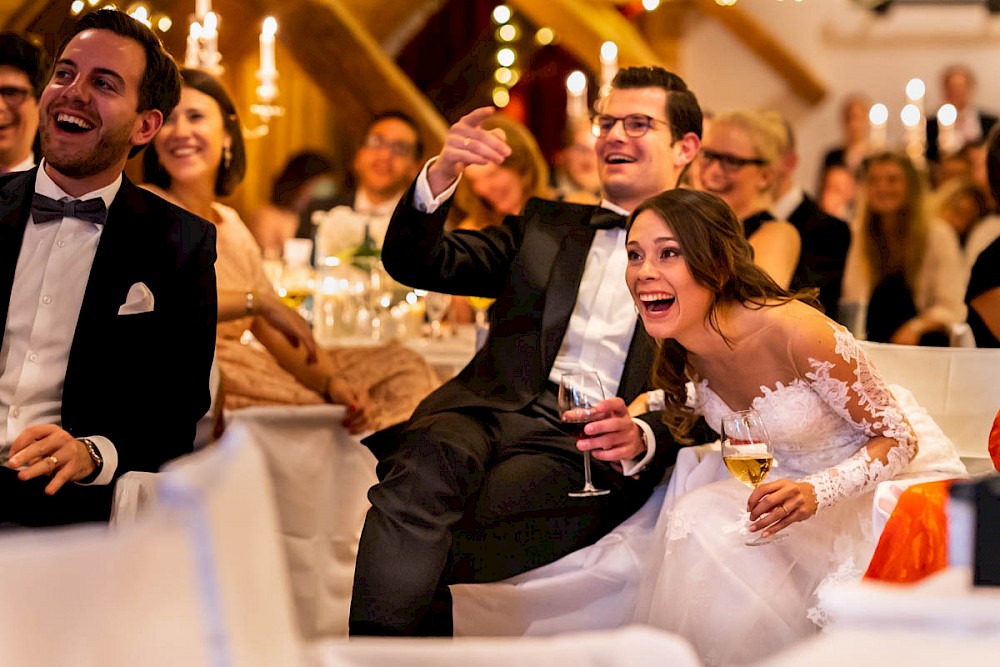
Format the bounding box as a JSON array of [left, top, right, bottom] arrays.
[[224, 405, 377, 639], [0, 428, 303, 667], [858, 341, 1000, 474], [304, 626, 701, 667]]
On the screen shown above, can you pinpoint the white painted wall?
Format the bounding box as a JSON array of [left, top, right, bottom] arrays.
[[679, 0, 1000, 193]]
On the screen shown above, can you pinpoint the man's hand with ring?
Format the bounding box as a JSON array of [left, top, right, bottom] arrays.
[[7, 424, 99, 495]]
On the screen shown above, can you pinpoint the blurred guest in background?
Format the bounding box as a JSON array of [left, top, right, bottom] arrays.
[[302, 111, 423, 255], [933, 176, 988, 249], [927, 64, 998, 164], [248, 150, 337, 259], [966, 124, 1000, 348], [699, 109, 800, 289], [771, 115, 850, 318], [0, 31, 48, 172], [840, 151, 966, 345], [551, 118, 600, 204], [447, 113, 550, 323], [144, 69, 441, 432], [819, 93, 871, 177]]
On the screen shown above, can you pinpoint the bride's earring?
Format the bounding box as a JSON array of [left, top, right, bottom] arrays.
[[223, 143, 233, 171]]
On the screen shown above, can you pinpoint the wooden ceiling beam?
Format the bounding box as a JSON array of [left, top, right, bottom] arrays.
[[253, 0, 448, 153], [693, 0, 827, 105], [508, 0, 665, 76]]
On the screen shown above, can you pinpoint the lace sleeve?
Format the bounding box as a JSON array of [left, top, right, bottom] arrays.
[[797, 322, 917, 511]]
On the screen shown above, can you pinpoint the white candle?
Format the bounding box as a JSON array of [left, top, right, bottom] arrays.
[[566, 70, 587, 121], [869, 103, 889, 150], [195, 0, 211, 21], [937, 104, 959, 156], [184, 21, 201, 68], [260, 17, 277, 78], [203, 12, 220, 72], [599, 41, 618, 92]]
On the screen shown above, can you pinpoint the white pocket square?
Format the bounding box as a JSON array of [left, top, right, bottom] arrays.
[[118, 281, 155, 315]]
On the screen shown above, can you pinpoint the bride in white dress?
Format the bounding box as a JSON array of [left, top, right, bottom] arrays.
[[623, 189, 965, 666]]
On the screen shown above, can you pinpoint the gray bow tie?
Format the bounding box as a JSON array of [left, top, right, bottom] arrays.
[[31, 193, 108, 225]]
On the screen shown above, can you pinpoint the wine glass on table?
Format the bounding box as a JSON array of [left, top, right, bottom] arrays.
[[720, 409, 785, 546], [558, 371, 610, 498], [423, 292, 452, 339]]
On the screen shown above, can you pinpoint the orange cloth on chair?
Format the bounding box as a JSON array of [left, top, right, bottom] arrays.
[[989, 409, 1000, 472], [863, 480, 953, 584]]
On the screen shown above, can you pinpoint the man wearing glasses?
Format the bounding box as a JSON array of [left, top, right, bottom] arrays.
[[351, 66, 702, 636], [300, 110, 423, 252], [0, 32, 49, 173]]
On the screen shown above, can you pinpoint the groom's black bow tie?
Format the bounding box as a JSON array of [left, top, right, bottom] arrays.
[[31, 193, 108, 225], [589, 208, 627, 230]]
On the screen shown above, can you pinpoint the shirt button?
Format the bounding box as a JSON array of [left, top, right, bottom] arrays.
[[57, 240, 66, 248], [41, 295, 52, 304], [28, 353, 37, 362]]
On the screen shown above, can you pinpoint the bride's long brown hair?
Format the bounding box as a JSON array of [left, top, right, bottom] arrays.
[[628, 189, 817, 442]]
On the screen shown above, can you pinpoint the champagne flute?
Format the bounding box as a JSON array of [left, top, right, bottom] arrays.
[[467, 296, 496, 329], [559, 372, 610, 498], [721, 409, 785, 546]]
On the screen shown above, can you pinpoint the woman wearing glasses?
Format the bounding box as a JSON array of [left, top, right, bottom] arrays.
[[698, 109, 802, 290]]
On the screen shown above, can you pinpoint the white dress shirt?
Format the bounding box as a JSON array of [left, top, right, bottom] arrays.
[[5, 154, 35, 173], [353, 189, 404, 249], [414, 162, 655, 474], [771, 184, 804, 223], [0, 162, 121, 484]]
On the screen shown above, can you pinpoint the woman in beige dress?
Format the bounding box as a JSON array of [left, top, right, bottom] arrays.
[[142, 69, 440, 432]]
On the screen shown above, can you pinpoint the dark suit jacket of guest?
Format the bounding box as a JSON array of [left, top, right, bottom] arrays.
[[926, 110, 999, 162], [787, 194, 851, 320], [296, 190, 355, 242], [0, 168, 218, 526], [367, 183, 676, 477]]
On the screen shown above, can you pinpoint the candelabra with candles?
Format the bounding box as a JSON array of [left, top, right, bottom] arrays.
[[184, 2, 222, 76], [247, 16, 285, 137], [867, 77, 934, 168]]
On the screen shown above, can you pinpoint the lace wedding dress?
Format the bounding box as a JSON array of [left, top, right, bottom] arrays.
[[636, 322, 966, 666]]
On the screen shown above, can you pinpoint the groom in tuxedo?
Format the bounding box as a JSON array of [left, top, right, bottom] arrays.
[[0, 9, 217, 527], [350, 66, 703, 635]]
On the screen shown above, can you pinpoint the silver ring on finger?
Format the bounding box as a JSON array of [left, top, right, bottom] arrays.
[[780, 505, 789, 518], [47, 455, 58, 470], [463, 137, 471, 147]]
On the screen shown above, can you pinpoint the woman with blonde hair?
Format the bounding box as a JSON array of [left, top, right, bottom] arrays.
[[447, 113, 551, 323], [840, 151, 967, 345], [449, 112, 551, 231], [698, 109, 801, 289]]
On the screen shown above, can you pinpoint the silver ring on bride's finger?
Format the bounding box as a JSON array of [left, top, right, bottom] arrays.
[[47, 455, 58, 470], [780, 505, 789, 517], [463, 137, 471, 146]]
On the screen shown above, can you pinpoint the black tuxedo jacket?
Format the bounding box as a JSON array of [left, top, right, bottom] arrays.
[[370, 183, 676, 475], [926, 110, 999, 162], [0, 168, 218, 525], [787, 194, 851, 319]]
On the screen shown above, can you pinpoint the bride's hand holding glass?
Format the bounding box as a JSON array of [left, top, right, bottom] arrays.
[[747, 478, 819, 540]]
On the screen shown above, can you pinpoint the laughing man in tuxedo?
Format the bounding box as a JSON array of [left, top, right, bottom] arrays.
[[350, 66, 702, 636], [0, 9, 217, 528]]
